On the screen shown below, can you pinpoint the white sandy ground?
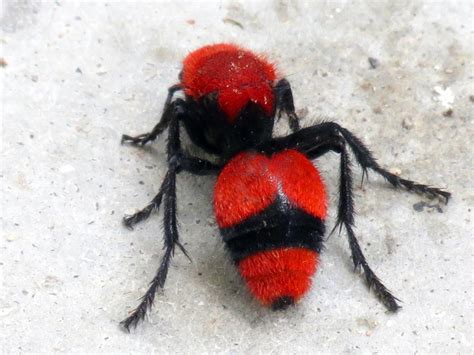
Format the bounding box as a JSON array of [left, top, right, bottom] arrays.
[[1, 0, 473, 353]]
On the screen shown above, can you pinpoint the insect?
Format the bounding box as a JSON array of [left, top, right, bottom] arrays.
[[120, 43, 450, 331]]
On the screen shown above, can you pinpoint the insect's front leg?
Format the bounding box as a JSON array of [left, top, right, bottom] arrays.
[[121, 84, 182, 146], [122, 99, 220, 229]]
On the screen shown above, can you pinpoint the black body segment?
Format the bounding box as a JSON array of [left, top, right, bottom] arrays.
[[182, 97, 274, 158], [222, 201, 326, 262]]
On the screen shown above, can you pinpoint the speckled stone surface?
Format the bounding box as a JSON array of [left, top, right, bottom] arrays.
[[1, 1, 472, 353]]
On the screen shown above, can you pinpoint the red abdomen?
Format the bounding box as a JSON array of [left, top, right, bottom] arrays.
[[181, 43, 277, 121], [214, 150, 327, 308]]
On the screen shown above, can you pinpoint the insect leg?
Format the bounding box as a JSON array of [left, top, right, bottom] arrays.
[[120, 100, 198, 331], [121, 84, 182, 146], [122, 173, 168, 229], [274, 78, 300, 132], [120, 174, 178, 331], [268, 122, 450, 203], [327, 122, 450, 202], [263, 132, 401, 311], [122, 98, 220, 229], [122, 155, 219, 229], [329, 138, 401, 312]]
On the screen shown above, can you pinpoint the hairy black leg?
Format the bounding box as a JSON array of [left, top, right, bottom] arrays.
[[266, 122, 450, 203], [174, 154, 221, 176], [122, 96, 220, 229], [121, 84, 182, 146], [122, 155, 219, 229], [122, 172, 169, 230], [120, 170, 178, 331], [333, 141, 401, 311], [274, 78, 300, 132], [120, 101, 201, 331], [120, 107, 181, 331], [324, 122, 450, 203]]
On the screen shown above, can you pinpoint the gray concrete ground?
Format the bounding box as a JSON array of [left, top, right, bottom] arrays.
[[1, 0, 472, 353]]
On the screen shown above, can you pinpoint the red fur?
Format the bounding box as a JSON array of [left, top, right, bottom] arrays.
[[214, 150, 327, 228], [238, 248, 319, 305], [181, 43, 277, 121]]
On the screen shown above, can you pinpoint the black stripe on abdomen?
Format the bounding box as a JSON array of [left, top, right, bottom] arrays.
[[220, 202, 326, 263]]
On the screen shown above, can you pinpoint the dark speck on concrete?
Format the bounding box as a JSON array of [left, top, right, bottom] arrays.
[[413, 201, 425, 212], [368, 57, 379, 69], [385, 234, 396, 255], [222, 18, 244, 29], [443, 108, 453, 117], [413, 201, 444, 213]]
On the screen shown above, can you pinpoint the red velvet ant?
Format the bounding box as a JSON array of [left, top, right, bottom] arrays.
[[120, 43, 450, 330]]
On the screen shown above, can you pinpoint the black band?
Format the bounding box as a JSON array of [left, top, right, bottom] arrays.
[[220, 202, 325, 262]]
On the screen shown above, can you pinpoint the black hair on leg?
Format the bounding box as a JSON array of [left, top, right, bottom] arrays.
[[266, 122, 450, 203], [123, 173, 169, 229], [120, 103, 188, 332], [119, 172, 176, 331], [122, 155, 219, 230], [122, 97, 220, 229], [334, 143, 401, 312], [121, 84, 182, 146], [323, 122, 450, 203]]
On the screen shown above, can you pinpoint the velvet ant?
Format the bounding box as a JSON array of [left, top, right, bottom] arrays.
[[120, 43, 450, 330]]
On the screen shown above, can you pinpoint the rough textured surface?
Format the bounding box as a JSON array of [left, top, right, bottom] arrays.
[[1, 1, 472, 353]]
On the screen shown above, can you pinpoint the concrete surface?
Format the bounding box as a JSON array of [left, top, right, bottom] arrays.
[[1, 0, 472, 353]]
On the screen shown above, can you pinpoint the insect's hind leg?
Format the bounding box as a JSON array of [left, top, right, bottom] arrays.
[[274, 78, 300, 132], [121, 84, 182, 146], [263, 132, 401, 311], [327, 138, 401, 312]]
